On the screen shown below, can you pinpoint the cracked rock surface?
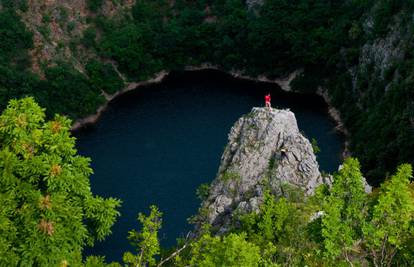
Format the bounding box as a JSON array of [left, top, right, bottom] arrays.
[[200, 107, 327, 231]]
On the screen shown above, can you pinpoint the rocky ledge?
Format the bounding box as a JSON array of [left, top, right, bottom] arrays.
[[200, 107, 330, 231]]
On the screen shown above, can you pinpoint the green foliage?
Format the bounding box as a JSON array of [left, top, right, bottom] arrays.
[[87, 0, 104, 12], [42, 13, 52, 23], [290, 71, 320, 94], [321, 158, 366, 263], [345, 70, 414, 183], [99, 22, 161, 80], [193, 158, 412, 266], [82, 27, 97, 48], [0, 0, 28, 12], [0, 65, 39, 112], [86, 60, 124, 94], [311, 138, 321, 154], [67, 21, 76, 32], [37, 65, 105, 119], [58, 6, 69, 23], [0, 9, 32, 68], [84, 256, 122, 267], [219, 171, 241, 182], [256, 194, 291, 242], [323, 1, 414, 183], [238, 191, 320, 266], [196, 183, 210, 201], [123, 205, 162, 267], [371, 0, 408, 36], [107, 159, 409, 267], [348, 21, 362, 40], [0, 97, 121, 266], [187, 232, 261, 267], [362, 164, 414, 266], [38, 24, 51, 40]]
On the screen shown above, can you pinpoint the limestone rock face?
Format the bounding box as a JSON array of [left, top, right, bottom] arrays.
[[201, 107, 326, 230]]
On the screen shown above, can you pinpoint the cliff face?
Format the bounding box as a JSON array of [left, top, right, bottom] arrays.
[[349, 18, 406, 109], [201, 107, 327, 231], [332, 9, 414, 180], [16, 0, 135, 76]]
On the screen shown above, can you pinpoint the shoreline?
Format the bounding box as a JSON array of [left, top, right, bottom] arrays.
[[70, 65, 300, 131], [70, 70, 169, 131], [71, 65, 350, 158], [316, 87, 351, 158]]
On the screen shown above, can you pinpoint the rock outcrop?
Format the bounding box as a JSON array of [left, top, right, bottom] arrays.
[[200, 107, 328, 231]]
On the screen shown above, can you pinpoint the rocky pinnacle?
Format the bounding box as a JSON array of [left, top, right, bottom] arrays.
[[200, 107, 327, 231]]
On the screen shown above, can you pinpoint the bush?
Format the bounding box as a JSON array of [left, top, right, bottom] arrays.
[[85, 59, 124, 94], [87, 0, 103, 12], [82, 27, 97, 48]]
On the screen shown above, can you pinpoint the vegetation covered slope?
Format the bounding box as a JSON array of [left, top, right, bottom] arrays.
[[0, 1, 412, 182]]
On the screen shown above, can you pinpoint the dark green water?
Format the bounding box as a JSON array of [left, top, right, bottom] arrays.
[[76, 70, 343, 262]]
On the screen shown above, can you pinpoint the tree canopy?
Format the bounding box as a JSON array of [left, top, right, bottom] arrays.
[[0, 97, 121, 266]]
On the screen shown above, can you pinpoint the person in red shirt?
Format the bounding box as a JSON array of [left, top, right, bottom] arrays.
[[265, 93, 271, 109]]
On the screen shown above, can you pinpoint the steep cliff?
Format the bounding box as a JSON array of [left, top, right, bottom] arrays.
[[327, 6, 414, 182], [200, 107, 327, 231], [17, 0, 135, 76]]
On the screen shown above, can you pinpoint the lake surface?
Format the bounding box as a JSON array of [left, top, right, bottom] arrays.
[[76, 70, 344, 262]]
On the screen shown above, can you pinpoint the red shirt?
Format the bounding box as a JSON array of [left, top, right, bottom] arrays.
[[265, 94, 271, 102]]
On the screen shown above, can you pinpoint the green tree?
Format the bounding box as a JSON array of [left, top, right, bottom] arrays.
[[196, 183, 210, 201], [239, 191, 320, 266], [0, 97, 121, 266], [311, 138, 321, 154], [322, 158, 366, 264], [187, 232, 261, 267], [0, 9, 33, 68], [87, 0, 103, 12], [363, 164, 414, 266], [123, 205, 162, 267], [38, 65, 105, 119], [84, 256, 121, 267], [99, 23, 160, 80], [82, 27, 97, 49], [85, 59, 124, 95]]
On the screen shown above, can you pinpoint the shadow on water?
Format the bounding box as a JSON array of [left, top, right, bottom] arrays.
[[75, 69, 344, 262]]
